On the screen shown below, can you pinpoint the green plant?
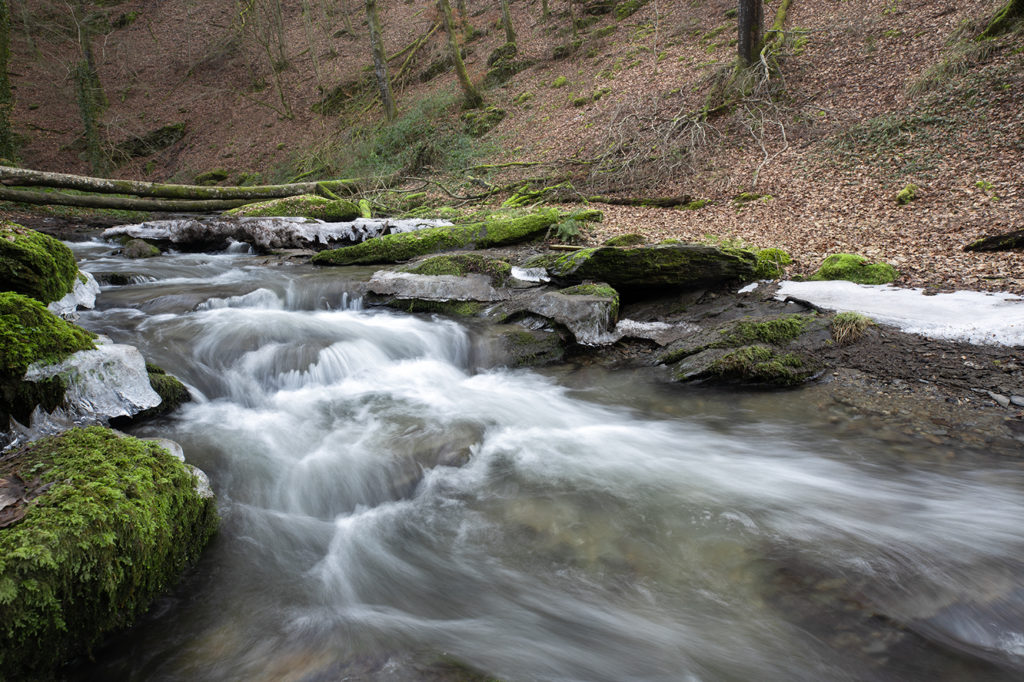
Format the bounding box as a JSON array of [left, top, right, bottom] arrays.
[[895, 183, 918, 204]]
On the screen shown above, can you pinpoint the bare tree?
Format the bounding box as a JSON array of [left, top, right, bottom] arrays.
[[438, 0, 482, 108], [737, 0, 763, 66], [365, 0, 397, 121], [0, 0, 13, 160], [500, 0, 516, 45]]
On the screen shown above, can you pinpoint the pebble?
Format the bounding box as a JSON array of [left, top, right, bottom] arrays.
[[987, 391, 1011, 408], [1012, 396, 1024, 407]]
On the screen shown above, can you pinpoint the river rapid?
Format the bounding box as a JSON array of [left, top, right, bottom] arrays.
[[65, 242, 1024, 681]]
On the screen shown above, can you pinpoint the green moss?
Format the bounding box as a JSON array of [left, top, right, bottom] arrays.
[[733, 192, 772, 207], [811, 253, 898, 285], [708, 345, 809, 386], [896, 183, 918, 205], [0, 222, 79, 304], [405, 254, 513, 287], [726, 314, 808, 345], [615, 0, 649, 19], [603, 233, 645, 247], [680, 199, 711, 210], [225, 194, 360, 221], [0, 427, 217, 678], [1, 292, 95, 380], [551, 76, 568, 88], [753, 247, 792, 279], [313, 210, 600, 266], [513, 91, 535, 106], [131, 364, 191, 421], [388, 299, 485, 316]]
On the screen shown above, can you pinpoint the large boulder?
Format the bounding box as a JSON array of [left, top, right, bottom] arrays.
[[0, 222, 79, 304], [0, 427, 217, 678], [533, 243, 757, 290]]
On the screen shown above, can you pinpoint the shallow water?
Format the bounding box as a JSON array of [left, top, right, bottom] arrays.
[[65, 242, 1024, 681]]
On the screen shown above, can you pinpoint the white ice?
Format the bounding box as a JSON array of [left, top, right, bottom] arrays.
[[47, 270, 100, 319], [776, 280, 1024, 346]]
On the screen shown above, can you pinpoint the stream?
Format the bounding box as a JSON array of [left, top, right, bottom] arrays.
[[64, 242, 1024, 681]]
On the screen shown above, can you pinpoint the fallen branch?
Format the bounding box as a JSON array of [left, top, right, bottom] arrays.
[[586, 195, 693, 208]]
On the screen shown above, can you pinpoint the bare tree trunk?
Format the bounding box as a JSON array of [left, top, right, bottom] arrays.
[[365, 0, 397, 121], [72, 1, 107, 174], [0, 165, 364, 199], [0, 0, 13, 161], [500, 0, 516, 45], [438, 0, 482, 108], [737, 0, 763, 66]]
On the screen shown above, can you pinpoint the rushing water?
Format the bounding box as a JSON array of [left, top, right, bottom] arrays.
[[64, 242, 1024, 681]]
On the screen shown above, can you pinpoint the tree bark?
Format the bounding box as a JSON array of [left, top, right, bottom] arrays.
[[737, 0, 763, 66], [0, 165, 364, 199], [964, 229, 1024, 252], [438, 0, 482, 108], [0, 186, 253, 212], [73, 1, 107, 175], [500, 0, 516, 45], [0, 0, 13, 161], [365, 0, 397, 121]]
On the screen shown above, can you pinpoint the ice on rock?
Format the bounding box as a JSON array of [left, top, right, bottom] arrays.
[[48, 271, 100, 319]]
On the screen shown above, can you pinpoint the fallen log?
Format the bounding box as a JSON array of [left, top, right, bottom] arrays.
[[964, 229, 1024, 252], [0, 165, 363, 200], [586, 195, 693, 208], [0, 186, 252, 212]]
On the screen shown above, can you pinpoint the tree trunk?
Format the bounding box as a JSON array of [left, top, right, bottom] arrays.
[[0, 165, 364, 199], [0, 0, 13, 161], [500, 0, 516, 45], [542, 0, 549, 20], [980, 0, 1024, 39], [72, 2, 107, 175], [365, 0, 397, 121], [438, 0, 482, 108], [737, 0, 763, 66], [0, 186, 253, 212], [455, 0, 469, 29]]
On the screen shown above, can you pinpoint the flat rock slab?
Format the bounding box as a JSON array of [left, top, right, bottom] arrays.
[[367, 271, 508, 302]]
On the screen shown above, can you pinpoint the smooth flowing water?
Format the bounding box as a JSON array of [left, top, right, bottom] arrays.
[[65, 243, 1024, 681]]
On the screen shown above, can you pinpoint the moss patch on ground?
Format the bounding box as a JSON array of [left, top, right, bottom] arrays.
[[602, 233, 645, 247], [404, 254, 513, 287], [725, 314, 809, 345], [707, 345, 810, 386], [225, 194, 360, 221], [811, 253, 898, 285], [0, 222, 80, 304], [0, 427, 217, 678], [753, 247, 792, 279]]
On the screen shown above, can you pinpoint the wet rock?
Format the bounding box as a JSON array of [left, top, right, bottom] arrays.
[[489, 325, 566, 367], [530, 243, 757, 291], [1011, 396, 1024, 407], [122, 238, 161, 259], [987, 391, 1011, 408], [501, 286, 619, 346], [46, 271, 100, 319]]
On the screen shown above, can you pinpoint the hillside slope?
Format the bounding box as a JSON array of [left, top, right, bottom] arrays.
[[6, 0, 1024, 292]]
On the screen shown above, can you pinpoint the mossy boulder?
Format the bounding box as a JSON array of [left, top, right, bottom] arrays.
[[122, 238, 161, 259], [753, 247, 792, 279], [312, 210, 598, 266], [534, 243, 757, 291], [1, 292, 96, 426], [810, 253, 898, 285], [674, 345, 813, 386], [225, 194, 361, 221], [461, 107, 507, 138], [404, 254, 513, 287], [495, 327, 566, 367], [193, 168, 230, 185], [0, 427, 217, 678], [122, 363, 191, 423], [0, 222, 79, 304]]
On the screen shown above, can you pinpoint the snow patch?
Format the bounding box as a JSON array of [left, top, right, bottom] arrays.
[[777, 281, 1024, 346]]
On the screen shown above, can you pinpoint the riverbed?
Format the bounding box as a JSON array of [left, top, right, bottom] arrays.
[[65, 242, 1024, 681]]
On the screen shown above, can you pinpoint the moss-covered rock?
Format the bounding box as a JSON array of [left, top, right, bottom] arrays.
[[0, 427, 217, 678], [404, 254, 513, 287], [559, 283, 620, 321], [602, 233, 645, 247], [496, 328, 566, 367], [614, 0, 649, 19], [385, 299, 486, 317], [707, 345, 812, 386], [0, 222, 79, 304], [225, 194, 361, 221], [753, 247, 792, 279], [193, 168, 230, 186], [461, 106, 507, 138], [539, 243, 757, 290], [810, 253, 898, 285], [122, 238, 161, 259], [123, 363, 191, 422], [312, 210, 597, 266]]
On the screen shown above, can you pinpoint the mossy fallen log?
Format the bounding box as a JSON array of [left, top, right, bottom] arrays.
[[0, 165, 363, 200], [964, 229, 1024, 252], [0, 427, 217, 678], [312, 210, 601, 265], [0, 186, 252, 212]]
